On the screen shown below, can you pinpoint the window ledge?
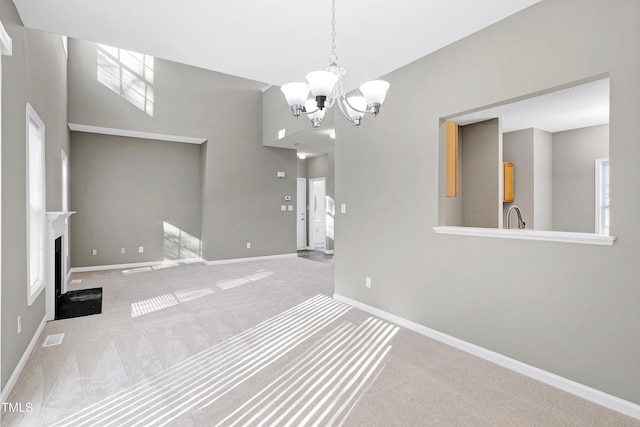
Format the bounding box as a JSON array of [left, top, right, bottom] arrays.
[[433, 226, 616, 246]]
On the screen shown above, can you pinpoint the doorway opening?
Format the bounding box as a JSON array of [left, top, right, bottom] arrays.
[[309, 177, 326, 250], [297, 178, 307, 250]]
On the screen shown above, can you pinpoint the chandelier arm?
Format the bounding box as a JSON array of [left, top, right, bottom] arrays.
[[305, 105, 320, 115], [325, 93, 337, 109], [343, 96, 369, 114], [336, 97, 359, 124]]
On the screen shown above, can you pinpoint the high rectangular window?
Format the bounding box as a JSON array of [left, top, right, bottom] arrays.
[[26, 103, 46, 305], [97, 44, 154, 116]]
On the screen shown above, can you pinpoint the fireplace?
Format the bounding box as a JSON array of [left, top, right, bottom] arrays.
[[45, 211, 75, 320]]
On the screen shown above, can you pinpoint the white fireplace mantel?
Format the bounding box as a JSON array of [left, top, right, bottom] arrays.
[[47, 211, 75, 239], [46, 211, 75, 320]]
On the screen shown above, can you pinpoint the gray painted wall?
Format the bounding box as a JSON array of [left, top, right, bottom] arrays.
[[503, 128, 552, 230], [533, 129, 553, 230], [70, 134, 202, 267], [553, 124, 609, 232], [1, 3, 69, 389], [67, 39, 297, 264], [335, 0, 640, 405], [503, 129, 535, 228], [297, 158, 307, 178], [307, 155, 329, 183], [460, 119, 500, 228]]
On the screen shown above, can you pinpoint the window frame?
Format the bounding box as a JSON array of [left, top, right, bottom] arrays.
[[26, 103, 46, 305], [595, 158, 610, 235], [97, 43, 154, 116]]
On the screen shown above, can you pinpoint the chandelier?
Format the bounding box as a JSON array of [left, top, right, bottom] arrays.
[[280, 0, 390, 129]]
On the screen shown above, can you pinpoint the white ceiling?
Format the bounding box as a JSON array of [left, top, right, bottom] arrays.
[[12, 0, 541, 90], [450, 77, 610, 133], [21, 0, 599, 157]]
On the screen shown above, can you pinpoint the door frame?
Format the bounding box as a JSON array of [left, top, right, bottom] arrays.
[[61, 149, 70, 293], [296, 177, 307, 250], [308, 177, 327, 250]]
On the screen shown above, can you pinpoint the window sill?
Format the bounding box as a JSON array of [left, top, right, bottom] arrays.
[[28, 281, 45, 306], [433, 226, 616, 246]]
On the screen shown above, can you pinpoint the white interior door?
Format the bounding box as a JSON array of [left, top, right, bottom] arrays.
[[309, 177, 326, 250], [297, 178, 307, 250]]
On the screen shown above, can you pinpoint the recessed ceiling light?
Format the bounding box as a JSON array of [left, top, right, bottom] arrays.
[[298, 153, 307, 160]]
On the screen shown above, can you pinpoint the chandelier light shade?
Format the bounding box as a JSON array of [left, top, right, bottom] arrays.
[[306, 71, 339, 98], [305, 99, 327, 128], [359, 80, 391, 115], [281, 0, 390, 129], [281, 82, 310, 116]]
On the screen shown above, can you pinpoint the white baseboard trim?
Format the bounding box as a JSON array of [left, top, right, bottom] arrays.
[[203, 253, 298, 266], [69, 257, 203, 273], [1, 315, 47, 402], [333, 293, 640, 420], [323, 249, 335, 255]]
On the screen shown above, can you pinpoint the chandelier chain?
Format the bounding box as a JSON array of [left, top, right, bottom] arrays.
[[330, 0, 337, 63]]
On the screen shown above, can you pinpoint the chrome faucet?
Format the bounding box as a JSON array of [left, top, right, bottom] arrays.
[[506, 205, 526, 229]]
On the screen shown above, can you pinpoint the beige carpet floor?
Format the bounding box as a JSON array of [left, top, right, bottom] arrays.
[[3, 257, 638, 426]]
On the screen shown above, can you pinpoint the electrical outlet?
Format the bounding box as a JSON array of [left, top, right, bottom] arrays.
[[365, 277, 372, 289], [247, 242, 251, 249], [92, 249, 97, 256], [341, 203, 347, 214], [17, 315, 21, 334], [121, 248, 126, 254], [138, 246, 144, 253]]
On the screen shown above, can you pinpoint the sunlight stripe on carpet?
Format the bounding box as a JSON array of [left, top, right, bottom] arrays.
[[51, 294, 349, 427], [217, 316, 399, 427]]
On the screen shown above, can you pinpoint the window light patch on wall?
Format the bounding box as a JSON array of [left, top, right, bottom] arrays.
[[97, 43, 155, 116]]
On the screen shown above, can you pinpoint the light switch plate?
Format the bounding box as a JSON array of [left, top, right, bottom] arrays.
[[288, 205, 294, 211], [281, 205, 287, 211]]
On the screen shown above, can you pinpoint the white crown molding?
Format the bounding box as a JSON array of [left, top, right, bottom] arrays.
[[333, 293, 640, 420], [68, 123, 207, 145]]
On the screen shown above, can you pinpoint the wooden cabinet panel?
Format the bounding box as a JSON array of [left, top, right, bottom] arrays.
[[503, 161, 514, 202]]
